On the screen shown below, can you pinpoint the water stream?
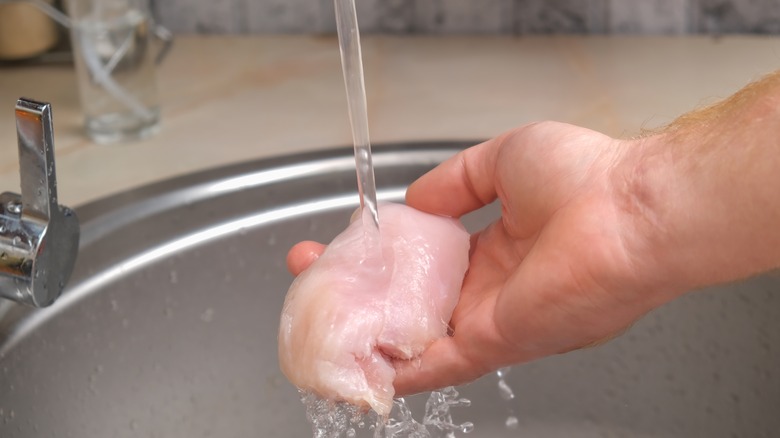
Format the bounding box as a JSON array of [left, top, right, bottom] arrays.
[[305, 3, 519, 437], [334, 0, 381, 256]]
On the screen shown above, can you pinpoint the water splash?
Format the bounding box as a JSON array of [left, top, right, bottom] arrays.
[[302, 386, 473, 438], [421, 387, 473, 436], [302, 392, 361, 438], [377, 398, 428, 438]]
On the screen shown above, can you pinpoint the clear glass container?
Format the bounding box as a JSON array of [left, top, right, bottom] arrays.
[[66, 0, 164, 144]]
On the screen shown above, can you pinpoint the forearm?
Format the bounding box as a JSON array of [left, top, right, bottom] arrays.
[[623, 71, 780, 294]]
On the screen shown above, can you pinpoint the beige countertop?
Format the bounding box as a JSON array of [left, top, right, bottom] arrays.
[[1, 35, 779, 207]]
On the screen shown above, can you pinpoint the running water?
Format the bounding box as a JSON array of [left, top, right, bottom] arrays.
[[302, 387, 473, 438], [334, 0, 381, 258], [296, 3, 476, 436]]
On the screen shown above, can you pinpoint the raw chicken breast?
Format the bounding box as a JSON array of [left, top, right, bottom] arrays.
[[278, 203, 470, 416]]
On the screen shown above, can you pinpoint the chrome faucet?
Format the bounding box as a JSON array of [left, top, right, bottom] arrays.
[[0, 98, 79, 307]]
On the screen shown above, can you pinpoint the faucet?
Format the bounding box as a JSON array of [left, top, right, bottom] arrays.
[[0, 98, 79, 307]]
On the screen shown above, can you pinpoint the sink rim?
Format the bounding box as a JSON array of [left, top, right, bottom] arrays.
[[0, 141, 476, 355]]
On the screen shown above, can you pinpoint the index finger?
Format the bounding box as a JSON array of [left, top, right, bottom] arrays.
[[406, 137, 501, 218]]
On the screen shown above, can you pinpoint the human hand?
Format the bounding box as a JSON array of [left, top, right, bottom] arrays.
[[289, 72, 780, 396], [287, 122, 681, 395]]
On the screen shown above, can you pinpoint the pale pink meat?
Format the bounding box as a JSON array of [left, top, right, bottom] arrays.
[[278, 203, 470, 416]]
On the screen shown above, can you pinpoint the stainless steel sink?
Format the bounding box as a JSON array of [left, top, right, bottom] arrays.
[[0, 143, 778, 437]]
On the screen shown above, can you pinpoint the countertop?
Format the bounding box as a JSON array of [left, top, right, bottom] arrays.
[[1, 35, 779, 207]]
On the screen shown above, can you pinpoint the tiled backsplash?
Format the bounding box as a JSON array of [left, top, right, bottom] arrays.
[[153, 0, 780, 34]]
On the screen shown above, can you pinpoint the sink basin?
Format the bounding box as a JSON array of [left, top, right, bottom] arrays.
[[0, 143, 778, 437]]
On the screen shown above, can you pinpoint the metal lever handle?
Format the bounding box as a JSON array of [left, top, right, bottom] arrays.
[[0, 98, 80, 307]]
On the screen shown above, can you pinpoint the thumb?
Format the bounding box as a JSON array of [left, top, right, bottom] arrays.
[[406, 138, 502, 218], [392, 337, 489, 396]]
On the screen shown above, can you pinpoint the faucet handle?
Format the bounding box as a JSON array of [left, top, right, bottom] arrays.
[[16, 98, 59, 222], [0, 98, 80, 307]]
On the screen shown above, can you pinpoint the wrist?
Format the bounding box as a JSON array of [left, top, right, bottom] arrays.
[[617, 120, 780, 298], [611, 72, 780, 304], [613, 133, 697, 304]]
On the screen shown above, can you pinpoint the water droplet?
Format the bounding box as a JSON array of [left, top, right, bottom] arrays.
[[505, 416, 519, 430], [121, 318, 129, 328], [239, 228, 248, 236], [129, 419, 137, 430], [498, 378, 515, 401], [169, 270, 178, 284], [9, 410, 14, 419], [200, 308, 214, 323], [110, 300, 119, 311], [346, 428, 356, 437], [6, 200, 21, 214], [164, 308, 173, 318], [12, 236, 21, 246], [95, 365, 104, 374], [455, 398, 471, 408], [267, 234, 277, 246], [461, 421, 475, 433]]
